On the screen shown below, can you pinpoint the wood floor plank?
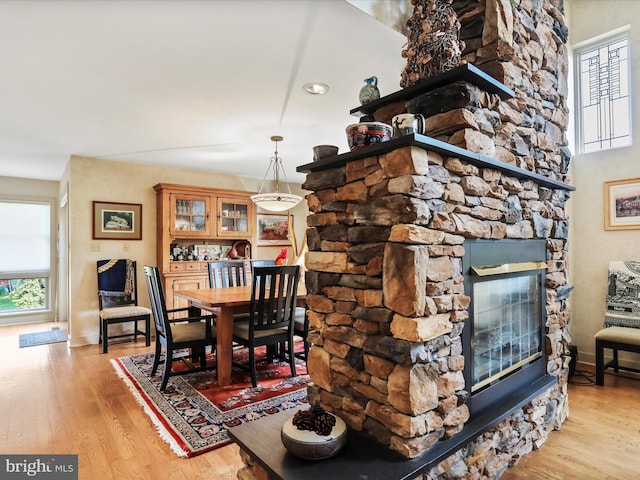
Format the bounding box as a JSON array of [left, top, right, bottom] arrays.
[[1, 322, 639, 479], [501, 368, 640, 480], [0, 322, 245, 480]]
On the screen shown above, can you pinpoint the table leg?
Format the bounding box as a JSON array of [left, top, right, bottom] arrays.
[[217, 307, 233, 386]]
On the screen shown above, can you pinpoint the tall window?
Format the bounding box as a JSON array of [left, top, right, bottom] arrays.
[[576, 34, 631, 153], [0, 200, 51, 314]]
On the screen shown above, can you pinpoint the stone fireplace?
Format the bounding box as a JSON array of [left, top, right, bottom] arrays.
[[301, 110, 572, 464], [299, 0, 572, 476], [234, 0, 573, 478]]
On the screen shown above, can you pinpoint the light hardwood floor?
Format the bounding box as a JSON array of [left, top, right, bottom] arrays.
[[0, 322, 243, 480], [1, 322, 639, 480]]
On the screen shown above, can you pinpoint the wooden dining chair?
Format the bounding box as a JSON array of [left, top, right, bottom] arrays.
[[250, 259, 276, 268], [249, 259, 275, 288], [293, 306, 309, 361], [208, 260, 247, 288], [253, 260, 305, 361], [97, 259, 151, 353], [232, 265, 300, 387], [143, 265, 217, 391]]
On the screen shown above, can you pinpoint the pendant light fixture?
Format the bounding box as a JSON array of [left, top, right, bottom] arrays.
[[251, 135, 302, 212]]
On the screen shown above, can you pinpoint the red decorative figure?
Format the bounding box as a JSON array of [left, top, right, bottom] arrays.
[[275, 247, 288, 265]]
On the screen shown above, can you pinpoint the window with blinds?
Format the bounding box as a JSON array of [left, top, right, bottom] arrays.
[[0, 200, 51, 313]]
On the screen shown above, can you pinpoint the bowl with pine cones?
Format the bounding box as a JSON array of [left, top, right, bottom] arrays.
[[281, 405, 347, 460]]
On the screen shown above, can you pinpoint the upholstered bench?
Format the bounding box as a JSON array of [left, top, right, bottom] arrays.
[[595, 326, 640, 385]]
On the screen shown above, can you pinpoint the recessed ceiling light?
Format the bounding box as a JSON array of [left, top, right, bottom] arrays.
[[303, 83, 329, 95]]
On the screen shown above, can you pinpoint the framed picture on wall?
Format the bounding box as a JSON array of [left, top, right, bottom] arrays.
[[604, 178, 640, 230], [256, 214, 291, 245], [92, 201, 142, 240]]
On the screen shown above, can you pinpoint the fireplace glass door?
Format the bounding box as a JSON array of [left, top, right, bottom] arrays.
[[472, 266, 544, 392]]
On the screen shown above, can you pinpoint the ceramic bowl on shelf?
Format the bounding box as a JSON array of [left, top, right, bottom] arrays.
[[231, 240, 251, 258], [313, 144, 339, 161], [345, 122, 393, 151], [281, 413, 347, 460]]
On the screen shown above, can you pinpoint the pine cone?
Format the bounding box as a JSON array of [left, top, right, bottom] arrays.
[[313, 411, 336, 436], [293, 406, 337, 435], [311, 405, 325, 417], [292, 409, 314, 431]]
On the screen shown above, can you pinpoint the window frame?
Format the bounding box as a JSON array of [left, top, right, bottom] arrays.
[[0, 196, 56, 324], [574, 30, 632, 154]]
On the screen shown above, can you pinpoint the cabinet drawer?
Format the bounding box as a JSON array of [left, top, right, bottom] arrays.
[[169, 262, 208, 272], [185, 262, 205, 271], [169, 262, 185, 272]]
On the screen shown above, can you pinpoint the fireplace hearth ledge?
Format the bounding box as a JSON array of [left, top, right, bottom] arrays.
[[228, 374, 556, 480]]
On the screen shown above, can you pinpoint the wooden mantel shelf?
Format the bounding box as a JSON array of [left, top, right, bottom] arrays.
[[297, 133, 575, 192]]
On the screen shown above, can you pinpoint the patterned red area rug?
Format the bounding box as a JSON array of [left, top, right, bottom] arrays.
[[111, 345, 308, 457]]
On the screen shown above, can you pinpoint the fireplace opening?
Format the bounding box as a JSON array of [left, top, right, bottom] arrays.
[[463, 240, 547, 417]]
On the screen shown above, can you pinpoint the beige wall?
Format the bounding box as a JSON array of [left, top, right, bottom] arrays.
[[66, 155, 308, 347], [0, 176, 59, 197], [568, 0, 640, 366]]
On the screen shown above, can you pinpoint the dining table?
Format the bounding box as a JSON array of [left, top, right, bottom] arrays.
[[175, 285, 305, 387]]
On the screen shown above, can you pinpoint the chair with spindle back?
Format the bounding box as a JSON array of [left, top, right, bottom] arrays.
[[207, 260, 248, 288], [232, 265, 300, 387]]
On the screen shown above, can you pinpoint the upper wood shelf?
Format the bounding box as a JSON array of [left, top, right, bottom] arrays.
[[349, 63, 515, 118]]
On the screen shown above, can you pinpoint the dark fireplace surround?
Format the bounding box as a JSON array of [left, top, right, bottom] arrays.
[[463, 239, 548, 418]]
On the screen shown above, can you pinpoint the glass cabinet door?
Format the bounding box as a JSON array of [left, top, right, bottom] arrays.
[[217, 198, 251, 237], [170, 194, 211, 236]]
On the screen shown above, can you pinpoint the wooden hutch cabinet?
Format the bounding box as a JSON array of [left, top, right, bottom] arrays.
[[154, 183, 256, 310]]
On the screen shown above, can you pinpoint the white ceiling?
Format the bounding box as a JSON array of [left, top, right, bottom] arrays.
[[0, 0, 407, 184]]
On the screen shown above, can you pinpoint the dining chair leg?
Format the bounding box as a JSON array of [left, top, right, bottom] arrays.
[[151, 342, 162, 377], [102, 319, 109, 354], [161, 350, 173, 391], [145, 315, 151, 346], [288, 336, 296, 378], [267, 344, 278, 363], [249, 347, 257, 387], [276, 342, 287, 361]]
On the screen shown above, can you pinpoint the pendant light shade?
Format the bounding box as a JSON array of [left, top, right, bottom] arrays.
[[249, 192, 302, 212], [251, 136, 302, 212]]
